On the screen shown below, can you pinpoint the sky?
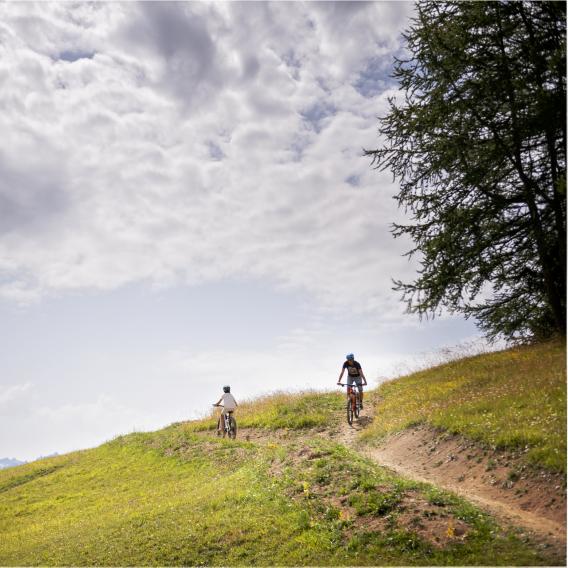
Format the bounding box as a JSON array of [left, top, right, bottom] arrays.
[[0, 1, 494, 462]]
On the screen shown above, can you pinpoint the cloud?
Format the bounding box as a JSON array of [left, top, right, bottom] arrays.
[[163, 317, 421, 400], [0, 154, 69, 235], [1, 394, 162, 460], [0, 382, 32, 405], [0, 2, 416, 318], [37, 394, 140, 424], [118, 2, 224, 109]]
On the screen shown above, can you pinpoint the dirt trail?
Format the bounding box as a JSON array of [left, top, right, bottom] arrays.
[[337, 411, 566, 558], [208, 402, 566, 559]]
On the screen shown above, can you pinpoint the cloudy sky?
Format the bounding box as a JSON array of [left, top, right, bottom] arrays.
[[0, 1, 489, 462]]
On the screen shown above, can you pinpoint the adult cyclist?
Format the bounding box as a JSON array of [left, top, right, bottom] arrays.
[[337, 353, 367, 408]]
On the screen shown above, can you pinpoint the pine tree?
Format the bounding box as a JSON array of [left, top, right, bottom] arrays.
[[368, 1, 566, 341]]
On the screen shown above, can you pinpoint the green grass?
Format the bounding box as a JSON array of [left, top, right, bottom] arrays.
[[185, 390, 343, 432], [1, 341, 564, 565], [0, 433, 334, 566], [363, 339, 566, 472], [0, 423, 553, 566]]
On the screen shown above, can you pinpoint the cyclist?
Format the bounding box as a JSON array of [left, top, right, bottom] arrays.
[[337, 353, 367, 408], [213, 385, 238, 434]]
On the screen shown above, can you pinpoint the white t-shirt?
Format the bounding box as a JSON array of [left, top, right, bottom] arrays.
[[220, 393, 237, 411]]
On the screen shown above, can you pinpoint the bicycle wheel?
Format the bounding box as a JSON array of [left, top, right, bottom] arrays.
[[347, 398, 354, 425], [354, 393, 360, 419], [229, 416, 237, 439]]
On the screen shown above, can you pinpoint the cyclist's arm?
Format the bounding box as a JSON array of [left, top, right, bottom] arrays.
[[214, 397, 223, 406], [337, 367, 345, 384], [360, 368, 367, 385]]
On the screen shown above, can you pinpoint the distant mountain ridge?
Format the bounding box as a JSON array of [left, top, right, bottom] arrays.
[[0, 453, 58, 469], [0, 457, 26, 469]]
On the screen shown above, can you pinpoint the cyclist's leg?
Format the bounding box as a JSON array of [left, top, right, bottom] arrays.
[[355, 378, 363, 408]]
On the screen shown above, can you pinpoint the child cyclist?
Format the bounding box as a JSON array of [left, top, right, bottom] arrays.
[[337, 353, 367, 408], [213, 385, 238, 434]]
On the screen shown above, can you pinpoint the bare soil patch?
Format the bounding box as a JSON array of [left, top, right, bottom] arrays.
[[395, 490, 471, 548]]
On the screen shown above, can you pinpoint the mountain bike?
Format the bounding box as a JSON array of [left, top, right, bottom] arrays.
[[213, 405, 237, 439], [338, 383, 362, 425]]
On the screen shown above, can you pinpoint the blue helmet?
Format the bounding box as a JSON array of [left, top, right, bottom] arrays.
[[346, 353, 355, 361]]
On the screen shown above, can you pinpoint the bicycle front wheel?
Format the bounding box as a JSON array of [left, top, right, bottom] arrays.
[[347, 399, 354, 425]]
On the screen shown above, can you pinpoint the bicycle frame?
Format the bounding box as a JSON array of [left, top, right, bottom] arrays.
[[348, 386, 362, 414], [339, 383, 362, 404]]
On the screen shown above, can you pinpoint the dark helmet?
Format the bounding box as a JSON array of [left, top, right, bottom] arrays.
[[223, 385, 230, 393]]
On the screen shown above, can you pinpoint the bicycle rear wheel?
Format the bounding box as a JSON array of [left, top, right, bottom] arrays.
[[222, 414, 231, 438], [229, 416, 237, 439]]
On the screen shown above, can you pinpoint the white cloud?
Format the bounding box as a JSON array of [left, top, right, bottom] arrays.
[[37, 393, 140, 424], [0, 394, 161, 461], [0, 382, 32, 405], [164, 320, 414, 402], [0, 2, 416, 318]]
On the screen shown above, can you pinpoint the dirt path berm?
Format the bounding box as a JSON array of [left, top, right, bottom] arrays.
[[336, 404, 566, 560]]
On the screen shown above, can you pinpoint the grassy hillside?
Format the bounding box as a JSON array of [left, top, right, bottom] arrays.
[[363, 339, 566, 472], [0, 340, 564, 566], [0, 420, 553, 565]]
